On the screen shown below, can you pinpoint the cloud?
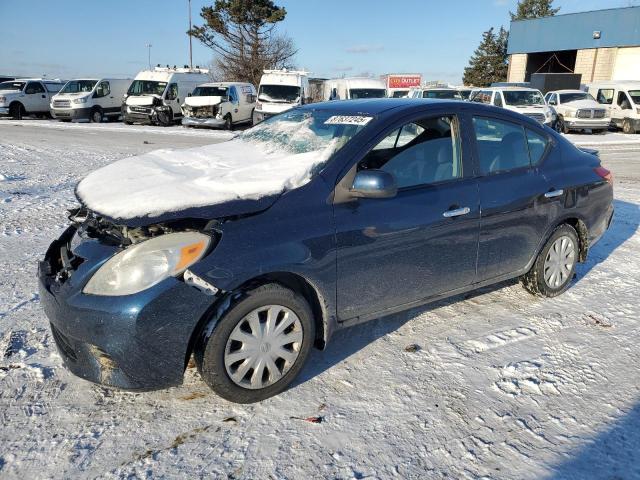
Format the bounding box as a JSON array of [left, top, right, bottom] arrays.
[[345, 44, 384, 54]]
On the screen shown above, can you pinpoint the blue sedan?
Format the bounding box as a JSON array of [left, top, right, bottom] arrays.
[[38, 99, 614, 403]]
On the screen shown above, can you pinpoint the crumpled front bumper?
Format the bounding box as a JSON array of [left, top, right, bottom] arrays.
[[38, 227, 218, 390], [182, 116, 226, 128]]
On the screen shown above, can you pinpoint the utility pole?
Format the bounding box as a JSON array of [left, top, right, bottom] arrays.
[[145, 43, 152, 69], [188, 0, 193, 69]]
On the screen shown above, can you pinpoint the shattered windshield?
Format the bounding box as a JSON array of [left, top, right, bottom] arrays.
[[0, 81, 25, 91], [127, 80, 167, 96], [349, 89, 386, 99], [258, 84, 300, 103], [503, 90, 545, 106], [60, 80, 97, 94], [240, 109, 372, 157], [192, 86, 228, 97]]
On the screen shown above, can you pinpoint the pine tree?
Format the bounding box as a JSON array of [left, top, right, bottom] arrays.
[[463, 27, 508, 87], [510, 0, 560, 21]]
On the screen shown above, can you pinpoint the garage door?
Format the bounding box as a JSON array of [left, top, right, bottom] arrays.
[[613, 47, 640, 80]]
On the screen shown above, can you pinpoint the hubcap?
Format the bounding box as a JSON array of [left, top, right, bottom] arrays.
[[543, 235, 576, 288], [224, 305, 303, 389]]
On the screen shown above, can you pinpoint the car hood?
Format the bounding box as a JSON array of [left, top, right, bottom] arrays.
[[126, 95, 161, 106], [561, 99, 603, 109], [184, 96, 224, 107], [75, 137, 334, 227], [258, 102, 295, 114]]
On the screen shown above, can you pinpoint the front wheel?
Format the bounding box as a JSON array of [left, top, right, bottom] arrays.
[[9, 103, 25, 120], [90, 107, 103, 123], [522, 224, 579, 297], [195, 284, 315, 403], [554, 117, 569, 134], [224, 114, 233, 130]]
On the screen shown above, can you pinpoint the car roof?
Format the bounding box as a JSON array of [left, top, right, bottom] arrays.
[[302, 98, 463, 115], [548, 89, 587, 94], [485, 86, 540, 92]]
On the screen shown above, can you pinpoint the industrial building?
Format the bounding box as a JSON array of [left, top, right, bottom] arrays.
[[507, 6, 640, 84]]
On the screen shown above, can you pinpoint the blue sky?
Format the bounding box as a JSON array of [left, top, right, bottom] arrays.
[[0, 0, 636, 83]]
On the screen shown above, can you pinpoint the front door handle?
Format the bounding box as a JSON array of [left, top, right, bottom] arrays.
[[544, 189, 564, 198], [443, 207, 470, 218]]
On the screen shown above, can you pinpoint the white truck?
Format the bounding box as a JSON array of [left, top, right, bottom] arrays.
[[254, 70, 310, 123], [122, 66, 209, 126], [0, 78, 65, 119], [50, 78, 131, 122], [470, 87, 555, 126], [324, 77, 387, 101], [587, 81, 640, 134], [544, 89, 610, 134], [181, 82, 256, 129]]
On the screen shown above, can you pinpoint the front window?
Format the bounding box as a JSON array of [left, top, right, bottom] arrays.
[[458, 90, 472, 100], [258, 84, 300, 103], [349, 89, 386, 99], [0, 81, 25, 91], [502, 90, 544, 106], [192, 86, 228, 98], [60, 80, 97, 94], [240, 109, 370, 160], [422, 90, 460, 100], [127, 80, 167, 96], [628, 90, 640, 104], [559, 92, 594, 103]]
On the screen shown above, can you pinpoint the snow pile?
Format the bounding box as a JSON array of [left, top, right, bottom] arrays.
[[77, 124, 337, 219]]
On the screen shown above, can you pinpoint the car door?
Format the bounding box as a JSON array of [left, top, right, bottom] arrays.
[[614, 90, 634, 122], [93, 81, 111, 111], [596, 88, 617, 123], [334, 111, 480, 322], [165, 82, 180, 118], [228, 86, 240, 121], [23, 81, 47, 112], [469, 113, 557, 282]]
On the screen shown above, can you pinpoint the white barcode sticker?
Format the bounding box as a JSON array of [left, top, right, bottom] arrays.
[[324, 115, 373, 126]]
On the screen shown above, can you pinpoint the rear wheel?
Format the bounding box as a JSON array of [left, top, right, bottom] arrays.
[[522, 224, 579, 297], [195, 283, 315, 403], [623, 118, 636, 134], [9, 102, 25, 120]]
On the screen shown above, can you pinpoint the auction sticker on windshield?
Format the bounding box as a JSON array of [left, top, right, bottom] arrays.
[[324, 115, 373, 126]]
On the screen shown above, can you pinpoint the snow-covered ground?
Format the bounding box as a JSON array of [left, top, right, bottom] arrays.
[[1, 121, 639, 479]]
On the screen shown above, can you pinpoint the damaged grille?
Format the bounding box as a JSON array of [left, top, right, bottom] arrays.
[[186, 105, 218, 119], [129, 106, 152, 114]]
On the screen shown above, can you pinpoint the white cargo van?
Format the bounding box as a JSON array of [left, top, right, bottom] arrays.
[[324, 77, 387, 101], [123, 66, 209, 126], [254, 70, 310, 123], [470, 87, 554, 126], [587, 81, 640, 134], [182, 82, 256, 129], [51, 78, 131, 122], [0, 79, 65, 119]]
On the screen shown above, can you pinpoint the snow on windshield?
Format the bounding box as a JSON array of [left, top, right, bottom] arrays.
[[76, 110, 368, 219]]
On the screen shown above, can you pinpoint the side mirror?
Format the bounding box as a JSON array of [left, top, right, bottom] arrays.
[[350, 170, 397, 199]]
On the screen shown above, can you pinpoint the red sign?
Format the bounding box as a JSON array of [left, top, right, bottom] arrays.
[[387, 75, 422, 89]]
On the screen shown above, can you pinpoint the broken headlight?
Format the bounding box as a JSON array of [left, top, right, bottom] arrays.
[[83, 232, 211, 296]]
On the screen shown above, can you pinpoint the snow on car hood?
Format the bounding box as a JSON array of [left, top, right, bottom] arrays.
[[184, 96, 224, 107], [260, 103, 295, 114], [76, 138, 333, 222]]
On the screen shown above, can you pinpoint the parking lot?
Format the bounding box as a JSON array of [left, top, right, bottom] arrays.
[[0, 119, 639, 479]]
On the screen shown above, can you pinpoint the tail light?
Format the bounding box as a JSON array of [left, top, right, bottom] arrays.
[[594, 166, 613, 185]]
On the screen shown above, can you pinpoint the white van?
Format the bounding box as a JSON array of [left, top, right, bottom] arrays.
[[408, 87, 462, 100], [0, 79, 65, 119], [587, 81, 640, 134], [182, 82, 256, 129], [470, 87, 554, 126], [254, 70, 310, 123], [324, 77, 387, 101], [50, 78, 131, 122], [123, 66, 209, 126]]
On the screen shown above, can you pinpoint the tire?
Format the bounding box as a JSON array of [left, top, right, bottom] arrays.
[[250, 108, 255, 126], [9, 102, 25, 120], [195, 283, 316, 403], [554, 117, 569, 134], [522, 224, 579, 297], [156, 110, 172, 127], [90, 107, 103, 123], [224, 114, 233, 130], [124, 120, 133, 125], [623, 118, 636, 134]]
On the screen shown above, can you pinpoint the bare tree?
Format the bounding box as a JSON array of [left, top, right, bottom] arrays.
[[189, 0, 297, 86]]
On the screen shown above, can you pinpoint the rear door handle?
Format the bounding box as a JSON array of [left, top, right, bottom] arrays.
[[544, 189, 564, 198], [443, 207, 470, 218]]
